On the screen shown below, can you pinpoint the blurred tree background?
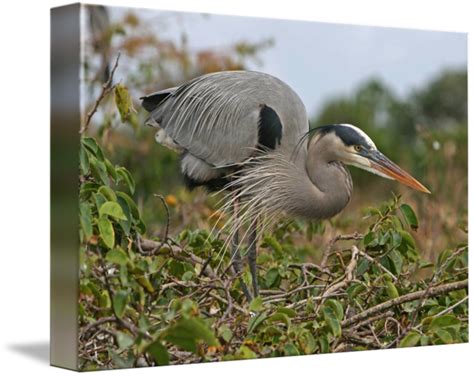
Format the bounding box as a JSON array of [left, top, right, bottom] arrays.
[[83, 6, 467, 265]]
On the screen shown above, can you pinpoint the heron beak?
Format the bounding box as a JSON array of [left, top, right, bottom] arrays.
[[366, 150, 431, 194]]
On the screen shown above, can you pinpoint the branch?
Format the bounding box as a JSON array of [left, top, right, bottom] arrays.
[[80, 52, 121, 134], [341, 279, 468, 328], [320, 232, 363, 269], [139, 238, 217, 278]]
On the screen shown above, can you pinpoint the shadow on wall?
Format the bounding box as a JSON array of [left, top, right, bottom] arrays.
[[7, 342, 49, 365]]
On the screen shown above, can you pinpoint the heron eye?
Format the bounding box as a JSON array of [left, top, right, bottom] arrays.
[[354, 145, 362, 152]]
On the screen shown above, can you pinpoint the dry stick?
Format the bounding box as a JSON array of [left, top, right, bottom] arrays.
[[80, 316, 117, 338], [320, 232, 363, 269], [317, 245, 360, 309], [80, 52, 121, 134], [134, 194, 172, 263], [345, 311, 394, 332], [263, 284, 326, 304], [288, 262, 334, 277], [341, 279, 468, 328]]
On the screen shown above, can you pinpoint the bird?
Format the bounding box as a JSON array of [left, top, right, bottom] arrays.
[[141, 70, 430, 301]]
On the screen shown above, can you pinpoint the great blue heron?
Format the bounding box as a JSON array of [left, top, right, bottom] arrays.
[[141, 70, 429, 301]]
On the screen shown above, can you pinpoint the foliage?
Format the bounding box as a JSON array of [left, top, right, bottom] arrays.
[[78, 139, 468, 370]]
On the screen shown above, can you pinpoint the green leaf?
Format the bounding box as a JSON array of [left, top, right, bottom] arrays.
[[435, 328, 453, 344], [116, 192, 140, 220], [79, 144, 90, 175], [108, 349, 134, 368], [90, 157, 109, 185], [264, 236, 283, 254], [81, 137, 99, 156], [322, 307, 341, 338], [400, 204, 418, 230], [276, 307, 297, 318], [106, 248, 128, 266], [318, 335, 329, 353], [116, 331, 134, 349], [79, 203, 93, 241], [98, 186, 117, 202], [80, 182, 100, 198], [137, 276, 155, 293], [249, 296, 264, 312], [347, 282, 366, 299], [436, 249, 452, 268], [283, 343, 300, 356], [400, 230, 416, 249], [94, 192, 108, 212], [247, 312, 267, 334], [399, 331, 420, 347], [268, 312, 291, 327], [116, 196, 131, 236], [105, 159, 118, 182], [386, 281, 399, 299], [113, 290, 128, 319], [114, 83, 134, 122], [299, 330, 317, 354], [98, 216, 115, 249], [364, 232, 378, 247], [99, 201, 127, 220], [325, 299, 344, 321], [116, 167, 135, 194], [356, 258, 370, 276], [99, 290, 111, 308], [265, 267, 280, 288], [235, 345, 257, 359], [163, 317, 219, 354], [218, 324, 233, 343], [147, 341, 170, 365], [388, 250, 403, 275], [429, 314, 460, 331]]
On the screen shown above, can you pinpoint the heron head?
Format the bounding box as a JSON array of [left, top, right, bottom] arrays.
[[312, 124, 430, 194]]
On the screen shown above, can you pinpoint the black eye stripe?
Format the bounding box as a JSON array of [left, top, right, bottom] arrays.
[[315, 125, 371, 148]]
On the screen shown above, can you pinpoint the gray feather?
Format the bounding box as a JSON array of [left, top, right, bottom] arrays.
[[142, 71, 308, 171]]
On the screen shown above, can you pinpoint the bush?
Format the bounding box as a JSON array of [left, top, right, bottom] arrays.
[[78, 138, 468, 370]]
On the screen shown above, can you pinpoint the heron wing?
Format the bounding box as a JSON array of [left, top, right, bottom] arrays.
[[141, 71, 308, 167]]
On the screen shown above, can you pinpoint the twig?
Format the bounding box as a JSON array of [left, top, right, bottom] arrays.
[[346, 311, 394, 332], [341, 279, 468, 328], [208, 291, 247, 314], [151, 194, 171, 253], [320, 232, 363, 269], [430, 295, 468, 318], [80, 316, 116, 338], [139, 238, 217, 278], [263, 284, 326, 304], [342, 332, 382, 349], [358, 249, 398, 282], [80, 52, 121, 134]]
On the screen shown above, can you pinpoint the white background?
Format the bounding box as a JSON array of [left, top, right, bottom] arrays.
[[0, 0, 472, 375]]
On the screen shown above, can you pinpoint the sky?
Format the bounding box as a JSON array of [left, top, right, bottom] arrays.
[[111, 7, 467, 117]]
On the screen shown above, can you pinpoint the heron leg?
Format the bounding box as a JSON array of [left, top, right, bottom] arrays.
[[230, 196, 252, 302], [248, 220, 259, 297]]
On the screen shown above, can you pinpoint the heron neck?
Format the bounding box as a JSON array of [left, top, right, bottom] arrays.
[[296, 142, 352, 219]]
